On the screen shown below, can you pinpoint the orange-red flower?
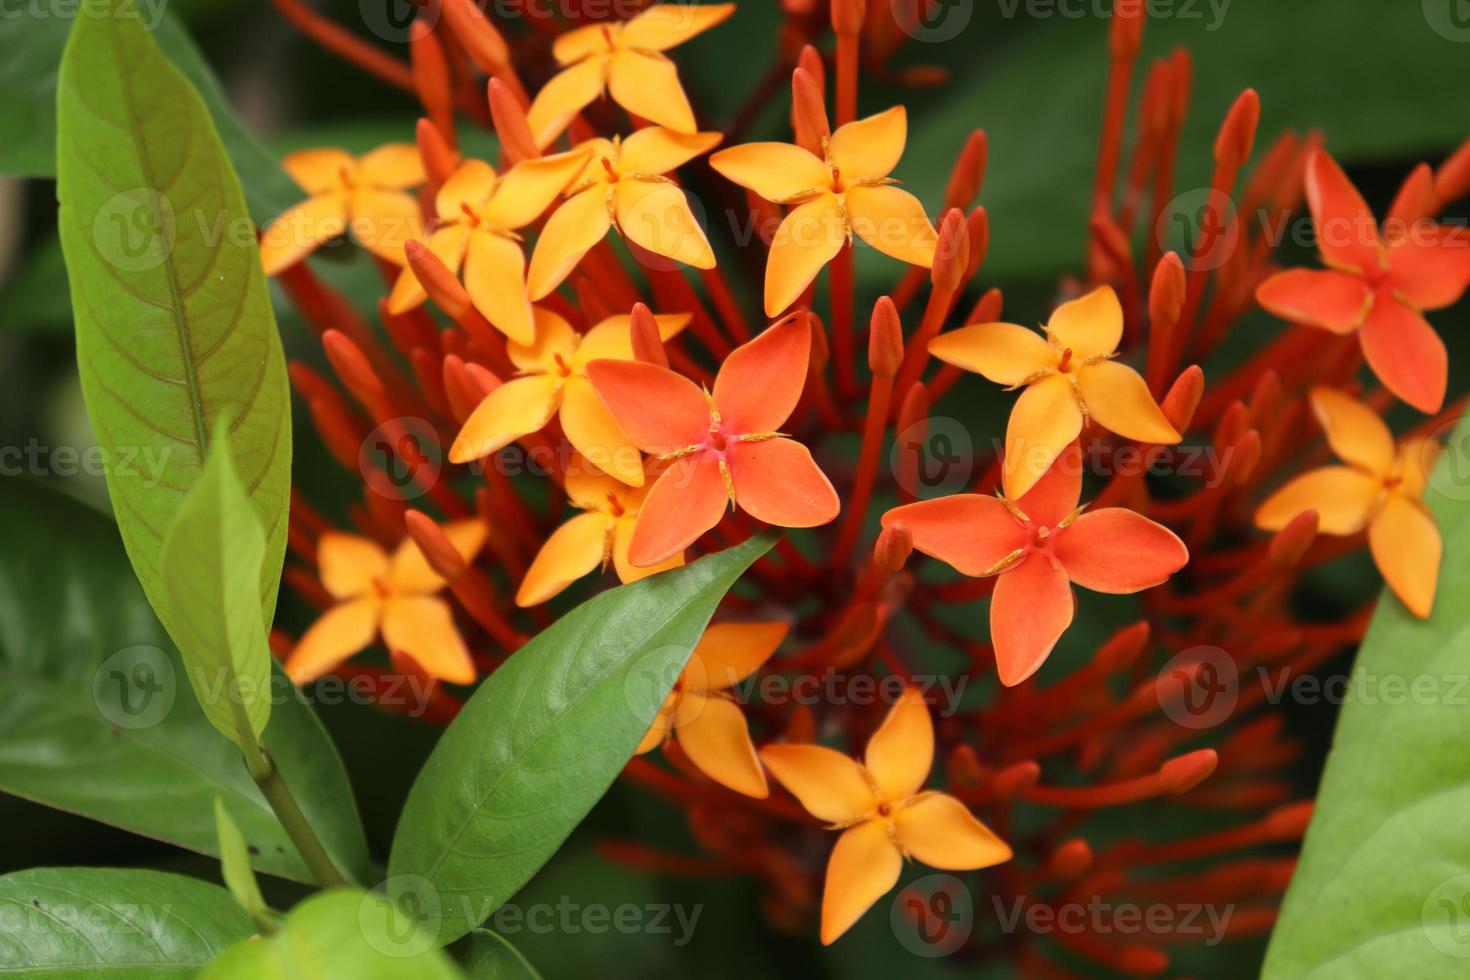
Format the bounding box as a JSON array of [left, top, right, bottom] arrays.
[[260, 144, 425, 275], [928, 285, 1180, 498], [525, 2, 734, 148], [386, 152, 590, 344], [1256, 149, 1470, 413], [286, 520, 487, 684], [711, 106, 937, 315], [586, 314, 840, 567], [527, 129, 720, 301], [1256, 386, 1441, 617], [882, 444, 1188, 686], [761, 687, 1011, 944], [637, 621, 788, 798], [516, 461, 684, 607], [449, 307, 690, 486]]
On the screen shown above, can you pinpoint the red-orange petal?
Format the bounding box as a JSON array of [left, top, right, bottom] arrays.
[[880, 495, 1027, 577], [1255, 268, 1370, 335], [1014, 440, 1083, 528], [585, 359, 710, 454], [1358, 291, 1447, 413], [1386, 222, 1470, 312], [627, 453, 728, 566], [726, 438, 839, 528], [712, 314, 810, 434], [990, 554, 1073, 687], [1053, 509, 1189, 594], [1306, 149, 1384, 277]]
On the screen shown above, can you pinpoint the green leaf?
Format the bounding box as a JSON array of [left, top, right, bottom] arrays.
[[56, 0, 292, 642], [0, 478, 372, 886], [202, 889, 463, 979], [456, 930, 543, 980], [1263, 411, 1470, 977], [159, 429, 272, 747], [388, 532, 777, 945], [0, 866, 254, 977], [215, 798, 270, 925], [0, 5, 297, 223]]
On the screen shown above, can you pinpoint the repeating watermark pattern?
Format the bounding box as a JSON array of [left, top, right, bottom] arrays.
[[993, 895, 1234, 946], [0, 898, 180, 944], [1424, 875, 1470, 958], [1, 0, 169, 29], [0, 440, 173, 486]]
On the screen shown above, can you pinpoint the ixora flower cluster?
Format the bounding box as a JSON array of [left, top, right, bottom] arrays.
[[261, 0, 1470, 965]]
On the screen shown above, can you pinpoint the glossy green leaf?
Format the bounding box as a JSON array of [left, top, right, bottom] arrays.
[[0, 478, 371, 885], [0, 5, 297, 223], [159, 429, 272, 747], [0, 866, 254, 977], [388, 532, 776, 945], [456, 930, 543, 980], [56, 0, 292, 642], [202, 889, 463, 979], [215, 798, 269, 924], [1264, 412, 1470, 977]]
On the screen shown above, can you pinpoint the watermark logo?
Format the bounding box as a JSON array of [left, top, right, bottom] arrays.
[[362, 875, 442, 959], [1157, 645, 1237, 729], [92, 189, 175, 273], [92, 645, 176, 729], [894, 0, 973, 41], [1157, 188, 1239, 272], [1423, 874, 1470, 957], [891, 415, 974, 497], [359, 418, 443, 500], [1424, 0, 1470, 42], [360, 0, 429, 43], [892, 874, 973, 957], [1426, 417, 1470, 502]]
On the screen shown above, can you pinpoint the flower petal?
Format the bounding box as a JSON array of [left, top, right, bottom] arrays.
[[317, 534, 389, 599], [619, 2, 735, 50], [1002, 374, 1083, 499], [827, 106, 907, 181], [688, 621, 788, 690], [283, 148, 353, 194], [895, 793, 1012, 871], [864, 687, 933, 802], [726, 438, 840, 528], [1359, 291, 1447, 413], [356, 142, 425, 189], [449, 373, 562, 463], [1046, 286, 1122, 358], [844, 184, 937, 268], [764, 193, 846, 316], [516, 511, 612, 606], [610, 514, 684, 582], [387, 223, 470, 314], [820, 820, 902, 945], [608, 49, 695, 133], [584, 359, 709, 453], [560, 375, 646, 487], [1306, 149, 1384, 277], [527, 187, 614, 300], [258, 192, 348, 276], [1054, 509, 1188, 594], [388, 519, 487, 595], [613, 179, 715, 269], [636, 704, 674, 754], [928, 322, 1053, 386], [672, 691, 769, 798], [712, 314, 810, 433], [1254, 466, 1380, 535], [1386, 221, 1470, 311], [1255, 268, 1371, 334], [1368, 494, 1441, 618], [759, 744, 876, 824], [1014, 439, 1084, 527], [1309, 386, 1396, 476], [1395, 436, 1439, 500], [464, 230, 535, 344], [552, 23, 610, 63], [347, 189, 424, 266], [482, 149, 595, 230], [619, 127, 723, 175], [880, 495, 1028, 577], [627, 453, 728, 566], [508, 306, 580, 373], [285, 597, 380, 683], [572, 312, 690, 367], [435, 159, 497, 219], [526, 56, 608, 150], [1075, 360, 1180, 444], [381, 596, 475, 684], [709, 142, 831, 203], [990, 553, 1073, 686]]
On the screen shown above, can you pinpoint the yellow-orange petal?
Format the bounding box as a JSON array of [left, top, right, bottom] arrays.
[[618, 127, 723, 176], [672, 691, 769, 798], [283, 148, 354, 194], [516, 511, 612, 606], [1074, 360, 1180, 445], [635, 703, 675, 754], [760, 744, 876, 825], [828, 106, 907, 181], [357, 142, 425, 189], [525, 55, 608, 150], [844, 184, 937, 268], [1046, 285, 1122, 359], [551, 23, 610, 64], [607, 49, 695, 133], [285, 596, 381, 683], [388, 519, 487, 595], [258, 192, 348, 276], [464, 229, 535, 344], [688, 621, 789, 691], [610, 514, 684, 583], [527, 187, 614, 300], [387, 224, 470, 314], [709, 142, 830, 203], [560, 375, 645, 487], [764, 193, 846, 316], [928, 322, 1052, 386], [864, 687, 933, 802], [317, 533, 389, 599], [347, 189, 424, 266], [1309, 386, 1395, 476], [482, 149, 594, 231], [1368, 493, 1440, 618], [727, 437, 840, 528], [381, 596, 475, 684], [619, 2, 735, 51], [449, 373, 562, 463], [1254, 466, 1380, 535], [820, 820, 902, 945], [1002, 374, 1083, 499], [613, 180, 715, 269], [1395, 437, 1439, 500], [508, 307, 579, 374], [894, 793, 1012, 870], [436, 158, 497, 219], [626, 453, 728, 567], [572, 312, 690, 368]]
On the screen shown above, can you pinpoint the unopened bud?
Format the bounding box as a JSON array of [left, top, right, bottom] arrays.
[[868, 296, 904, 377]]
